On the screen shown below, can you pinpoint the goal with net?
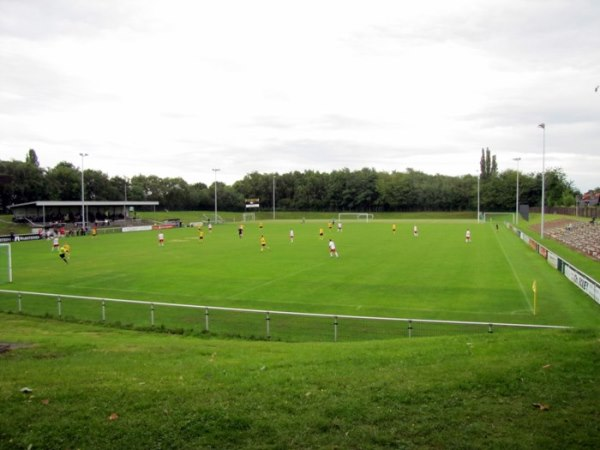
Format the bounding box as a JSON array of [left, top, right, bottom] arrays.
[[482, 212, 515, 223], [242, 212, 256, 222], [0, 243, 13, 284], [337, 212, 374, 222]]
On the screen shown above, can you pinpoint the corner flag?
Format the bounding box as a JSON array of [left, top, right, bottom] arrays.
[[532, 280, 537, 293]]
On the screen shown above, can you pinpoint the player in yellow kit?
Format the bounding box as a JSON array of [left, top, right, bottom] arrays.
[[260, 235, 267, 252], [58, 246, 69, 264]]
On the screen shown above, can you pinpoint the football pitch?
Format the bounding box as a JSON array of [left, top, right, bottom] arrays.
[[3, 219, 598, 330]]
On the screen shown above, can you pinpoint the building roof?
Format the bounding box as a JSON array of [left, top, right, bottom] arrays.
[[9, 200, 159, 209]]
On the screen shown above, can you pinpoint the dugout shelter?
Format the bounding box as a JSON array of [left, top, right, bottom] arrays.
[[8, 200, 159, 227]]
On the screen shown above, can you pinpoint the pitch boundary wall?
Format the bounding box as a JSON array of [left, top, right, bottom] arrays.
[[508, 224, 600, 306]]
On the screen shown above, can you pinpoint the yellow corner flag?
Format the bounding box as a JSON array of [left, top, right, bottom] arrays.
[[532, 280, 538, 315]]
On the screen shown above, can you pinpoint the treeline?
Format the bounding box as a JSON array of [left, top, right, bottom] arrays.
[[0, 150, 580, 213]]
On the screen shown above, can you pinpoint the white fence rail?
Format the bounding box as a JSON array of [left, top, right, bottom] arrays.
[[0, 289, 570, 342]]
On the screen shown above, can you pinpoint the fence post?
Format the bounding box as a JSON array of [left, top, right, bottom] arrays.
[[150, 304, 155, 326], [101, 301, 106, 323], [17, 293, 22, 313], [408, 319, 413, 338], [266, 312, 271, 340], [204, 307, 209, 332], [488, 323, 494, 334], [333, 316, 338, 342], [57, 296, 62, 319]]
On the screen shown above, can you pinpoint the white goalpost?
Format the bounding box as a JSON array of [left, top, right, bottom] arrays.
[[337, 212, 374, 222], [0, 243, 13, 284], [242, 212, 256, 222], [482, 212, 516, 223]]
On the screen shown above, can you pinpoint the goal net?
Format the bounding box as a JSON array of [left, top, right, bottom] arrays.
[[337, 213, 374, 222], [0, 244, 13, 284], [242, 212, 256, 222], [482, 212, 515, 224]]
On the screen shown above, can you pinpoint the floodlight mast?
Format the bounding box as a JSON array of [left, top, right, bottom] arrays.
[[477, 172, 480, 224], [123, 177, 129, 219], [79, 153, 88, 231], [212, 168, 220, 224], [513, 157, 521, 225], [538, 123, 546, 238]]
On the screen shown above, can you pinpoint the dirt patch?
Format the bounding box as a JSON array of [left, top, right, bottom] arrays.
[[0, 343, 34, 354]]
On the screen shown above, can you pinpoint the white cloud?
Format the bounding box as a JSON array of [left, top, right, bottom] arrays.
[[1, 0, 598, 191]]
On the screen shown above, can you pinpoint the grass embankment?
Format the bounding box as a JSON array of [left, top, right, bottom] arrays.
[[0, 215, 30, 235], [1, 314, 599, 449]]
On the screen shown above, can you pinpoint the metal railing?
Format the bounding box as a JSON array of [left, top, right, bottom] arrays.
[[0, 289, 570, 342]]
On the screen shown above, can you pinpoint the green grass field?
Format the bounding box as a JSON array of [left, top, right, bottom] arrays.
[[2, 215, 599, 449], [2, 217, 598, 334]]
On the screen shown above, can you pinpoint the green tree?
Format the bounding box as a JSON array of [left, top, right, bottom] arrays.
[[162, 177, 191, 211], [25, 149, 40, 167], [272, 172, 296, 211], [213, 183, 244, 211], [0, 150, 47, 209], [188, 182, 211, 210], [0, 151, 584, 214], [110, 176, 131, 203], [480, 148, 498, 180], [298, 171, 328, 211], [377, 169, 416, 211], [544, 168, 577, 207], [0, 160, 46, 208], [46, 162, 80, 201], [233, 172, 273, 209], [345, 168, 378, 211], [84, 170, 115, 201], [132, 175, 166, 204], [326, 169, 350, 211]]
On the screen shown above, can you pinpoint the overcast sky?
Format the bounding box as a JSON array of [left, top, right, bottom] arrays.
[[1, 0, 599, 192]]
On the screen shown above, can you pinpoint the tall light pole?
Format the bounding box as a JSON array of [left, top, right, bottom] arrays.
[[123, 177, 129, 219], [513, 157, 521, 225], [538, 123, 546, 238], [212, 168, 220, 224], [272, 175, 276, 220], [79, 153, 88, 231], [477, 172, 480, 224]]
